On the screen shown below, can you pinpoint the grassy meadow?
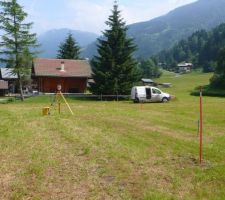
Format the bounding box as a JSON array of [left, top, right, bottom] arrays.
[[0, 72, 225, 200]]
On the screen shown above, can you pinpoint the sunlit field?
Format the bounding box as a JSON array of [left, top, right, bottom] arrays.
[[0, 72, 224, 200]]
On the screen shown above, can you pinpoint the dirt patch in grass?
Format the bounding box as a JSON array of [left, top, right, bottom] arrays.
[[122, 154, 211, 200], [0, 173, 15, 198]]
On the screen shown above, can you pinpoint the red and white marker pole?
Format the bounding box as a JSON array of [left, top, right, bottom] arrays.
[[199, 86, 203, 164]]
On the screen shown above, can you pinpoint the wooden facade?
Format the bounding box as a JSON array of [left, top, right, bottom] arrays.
[[34, 77, 88, 93], [32, 58, 92, 93], [0, 68, 18, 93], [0, 80, 8, 96]]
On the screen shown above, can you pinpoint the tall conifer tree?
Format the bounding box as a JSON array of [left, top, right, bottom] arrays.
[[210, 47, 225, 88], [90, 2, 140, 95], [57, 33, 81, 59], [0, 0, 38, 100]]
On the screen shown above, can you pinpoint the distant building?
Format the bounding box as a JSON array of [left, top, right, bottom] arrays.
[[0, 80, 8, 96], [0, 68, 18, 93], [32, 58, 92, 93], [177, 62, 193, 73], [141, 78, 154, 86]]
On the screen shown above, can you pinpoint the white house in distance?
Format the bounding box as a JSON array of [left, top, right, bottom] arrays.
[[177, 62, 193, 73]]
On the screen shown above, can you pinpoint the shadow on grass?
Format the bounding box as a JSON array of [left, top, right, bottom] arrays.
[[190, 85, 225, 97], [12, 95, 132, 104]]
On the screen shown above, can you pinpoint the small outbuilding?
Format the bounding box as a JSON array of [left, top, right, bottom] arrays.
[[32, 58, 92, 93], [141, 78, 154, 86], [0, 68, 18, 93], [0, 80, 8, 96]]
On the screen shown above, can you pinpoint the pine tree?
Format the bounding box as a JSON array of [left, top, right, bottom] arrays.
[[57, 33, 81, 59], [210, 47, 225, 88], [0, 0, 38, 101], [139, 59, 162, 79], [90, 2, 140, 95]]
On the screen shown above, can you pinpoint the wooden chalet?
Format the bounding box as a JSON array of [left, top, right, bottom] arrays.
[[32, 58, 92, 93], [177, 62, 193, 73]]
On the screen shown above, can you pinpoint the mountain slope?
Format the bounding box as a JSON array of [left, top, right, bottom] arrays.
[[38, 29, 99, 58], [128, 0, 225, 58], [155, 23, 225, 72], [83, 0, 225, 59]]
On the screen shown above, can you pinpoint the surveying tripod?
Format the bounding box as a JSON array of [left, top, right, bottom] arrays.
[[49, 85, 74, 115]]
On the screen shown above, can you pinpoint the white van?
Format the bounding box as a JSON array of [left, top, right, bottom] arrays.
[[131, 86, 171, 103]]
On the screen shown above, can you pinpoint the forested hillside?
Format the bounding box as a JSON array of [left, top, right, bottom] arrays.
[[83, 0, 225, 59], [155, 23, 225, 72], [128, 0, 225, 58]]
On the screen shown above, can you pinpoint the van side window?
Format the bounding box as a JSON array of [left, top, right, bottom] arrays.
[[152, 88, 161, 94]]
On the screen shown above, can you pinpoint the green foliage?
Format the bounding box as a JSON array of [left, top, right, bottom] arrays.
[[216, 47, 225, 75], [84, 0, 225, 59], [57, 32, 81, 59], [139, 59, 162, 78], [210, 47, 225, 89], [90, 3, 140, 95], [0, 0, 38, 100], [191, 85, 225, 97], [155, 24, 225, 72], [0, 97, 15, 104], [126, 0, 225, 58]]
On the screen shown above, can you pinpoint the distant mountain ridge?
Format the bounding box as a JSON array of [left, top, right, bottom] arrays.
[[127, 0, 225, 58], [38, 29, 99, 58], [82, 0, 225, 59], [38, 0, 225, 59]]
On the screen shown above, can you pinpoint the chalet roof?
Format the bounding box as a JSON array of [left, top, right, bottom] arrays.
[[0, 68, 18, 79], [0, 80, 8, 89], [177, 63, 193, 67], [33, 58, 92, 78]]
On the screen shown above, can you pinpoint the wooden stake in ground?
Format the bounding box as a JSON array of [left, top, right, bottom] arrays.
[[199, 86, 203, 164]]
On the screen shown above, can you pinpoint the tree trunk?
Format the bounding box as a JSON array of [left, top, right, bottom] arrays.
[[18, 73, 24, 101]]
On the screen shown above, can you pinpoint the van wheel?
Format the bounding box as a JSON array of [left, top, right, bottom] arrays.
[[133, 97, 140, 103], [162, 97, 169, 103]]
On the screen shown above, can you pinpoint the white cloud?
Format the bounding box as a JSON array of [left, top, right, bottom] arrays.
[[19, 0, 197, 35], [66, 0, 113, 34]]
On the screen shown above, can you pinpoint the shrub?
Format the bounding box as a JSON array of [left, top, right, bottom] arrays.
[[210, 74, 225, 89]]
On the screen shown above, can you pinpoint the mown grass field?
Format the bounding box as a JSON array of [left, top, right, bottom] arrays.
[[0, 72, 225, 200]]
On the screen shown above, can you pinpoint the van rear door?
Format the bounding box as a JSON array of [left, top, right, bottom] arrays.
[[137, 87, 146, 101]]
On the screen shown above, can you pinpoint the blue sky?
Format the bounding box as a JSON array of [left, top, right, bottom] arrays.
[[18, 0, 197, 35]]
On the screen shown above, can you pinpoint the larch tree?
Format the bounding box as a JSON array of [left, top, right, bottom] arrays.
[[57, 33, 81, 59], [0, 0, 38, 101], [90, 2, 140, 95]]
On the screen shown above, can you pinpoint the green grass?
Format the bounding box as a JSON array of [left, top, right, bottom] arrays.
[[0, 72, 225, 199], [191, 84, 225, 97], [0, 97, 15, 104]]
